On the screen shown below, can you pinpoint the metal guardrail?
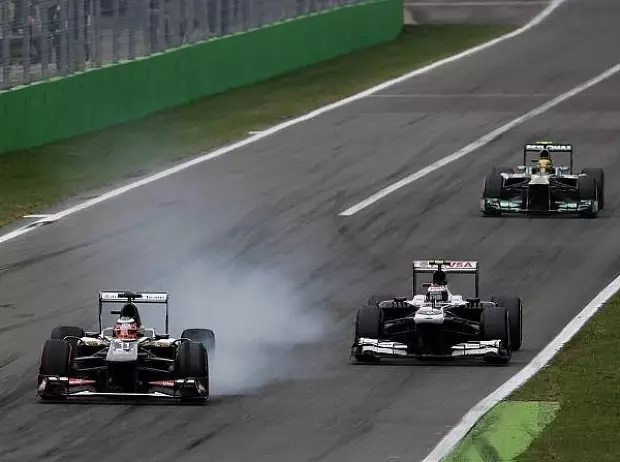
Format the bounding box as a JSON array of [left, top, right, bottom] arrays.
[[0, 0, 361, 90]]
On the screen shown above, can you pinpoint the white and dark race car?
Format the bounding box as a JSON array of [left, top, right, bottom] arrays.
[[481, 141, 604, 217], [37, 291, 215, 403], [351, 260, 522, 365]]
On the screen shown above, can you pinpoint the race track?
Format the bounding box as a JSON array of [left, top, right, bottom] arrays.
[[2, 0, 620, 460]]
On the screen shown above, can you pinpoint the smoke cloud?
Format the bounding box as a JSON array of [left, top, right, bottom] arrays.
[[167, 257, 331, 395]]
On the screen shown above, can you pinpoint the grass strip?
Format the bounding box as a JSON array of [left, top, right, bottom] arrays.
[[444, 401, 560, 462], [507, 292, 620, 461], [0, 24, 512, 227]]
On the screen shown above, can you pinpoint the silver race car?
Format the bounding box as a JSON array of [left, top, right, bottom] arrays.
[[351, 260, 523, 365], [481, 142, 604, 217], [38, 291, 215, 403]]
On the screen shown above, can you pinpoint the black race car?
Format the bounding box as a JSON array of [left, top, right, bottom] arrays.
[[37, 291, 215, 403], [481, 142, 604, 217], [351, 260, 523, 365]]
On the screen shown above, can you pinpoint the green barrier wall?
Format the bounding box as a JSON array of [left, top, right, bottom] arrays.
[[0, 0, 402, 154]]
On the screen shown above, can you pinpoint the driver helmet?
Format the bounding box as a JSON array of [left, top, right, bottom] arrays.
[[536, 157, 553, 174], [426, 285, 449, 303], [432, 269, 447, 285], [113, 316, 139, 340]]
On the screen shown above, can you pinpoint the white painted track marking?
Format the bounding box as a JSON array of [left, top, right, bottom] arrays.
[[338, 61, 620, 216], [0, 0, 566, 245], [371, 93, 560, 98], [406, 1, 549, 6], [422, 273, 620, 461]]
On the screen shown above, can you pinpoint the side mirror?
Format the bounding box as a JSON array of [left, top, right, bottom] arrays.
[[559, 166, 569, 172], [466, 297, 480, 307], [516, 165, 526, 171]]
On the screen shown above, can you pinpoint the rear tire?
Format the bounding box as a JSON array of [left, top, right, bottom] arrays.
[[490, 296, 523, 351], [367, 294, 398, 307], [481, 306, 511, 364], [354, 305, 383, 363], [50, 326, 84, 360], [180, 328, 215, 358], [51, 326, 85, 341]]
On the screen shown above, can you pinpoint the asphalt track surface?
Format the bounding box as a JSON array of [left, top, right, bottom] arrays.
[[1, 0, 620, 460]]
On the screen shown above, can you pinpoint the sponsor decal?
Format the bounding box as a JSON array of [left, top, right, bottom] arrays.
[[525, 144, 572, 151]]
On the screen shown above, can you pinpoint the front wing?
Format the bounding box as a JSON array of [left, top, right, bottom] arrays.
[[37, 375, 208, 401], [352, 337, 509, 360], [481, 197, 597, 215]]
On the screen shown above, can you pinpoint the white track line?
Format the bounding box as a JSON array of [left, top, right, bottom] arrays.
[[422, 273, 620, 461], [0, 0, 566, 246], [371, 92, 560, 98], [406, 2, 548, 6], [339, 61, 620, 216]]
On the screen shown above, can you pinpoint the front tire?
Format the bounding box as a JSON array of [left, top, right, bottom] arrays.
[[175, 341, 209, 402], [578, 175, 598, 218], [481, 306, 511, 364], [490, 296, 523, 351], [354, 305, 383, 363], [39, 339, 71, 400], [482, 172, 504, 216], [367, 294, 398, 307], [581, 168, 604, 209]]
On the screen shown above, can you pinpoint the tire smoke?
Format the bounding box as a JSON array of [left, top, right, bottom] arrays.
[[168, 258, 330, 395]]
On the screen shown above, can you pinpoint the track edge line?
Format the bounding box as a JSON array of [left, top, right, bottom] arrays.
[[422, 273, 620, 461]]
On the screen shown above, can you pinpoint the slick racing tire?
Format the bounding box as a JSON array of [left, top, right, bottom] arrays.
[[51, 326, 85, 360], [181, 329, 216, 357], [483, 172, 503, 198], [482, 172, 504, 216], [490, 296, 523, 351], [175, 341, 209, 402], [39, 339, 71, 400], [481, 306, 511, 365], [355, 305, 383, 339], [51, 325, 85, 342], [577, 175, 598, 218], [354, 305, 383, 364], [367, 294, 398, 307], [176, 341, 208, 378], [581, 168, 604, 209]]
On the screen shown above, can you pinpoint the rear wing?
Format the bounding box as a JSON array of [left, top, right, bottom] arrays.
[[523, 143, 572, 152], [99, 291, 168, 303], [413, 260, 478, 273], [412, 260, 479, 298], [98, 291, 169, 334], [522, 142, 573, 172]]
